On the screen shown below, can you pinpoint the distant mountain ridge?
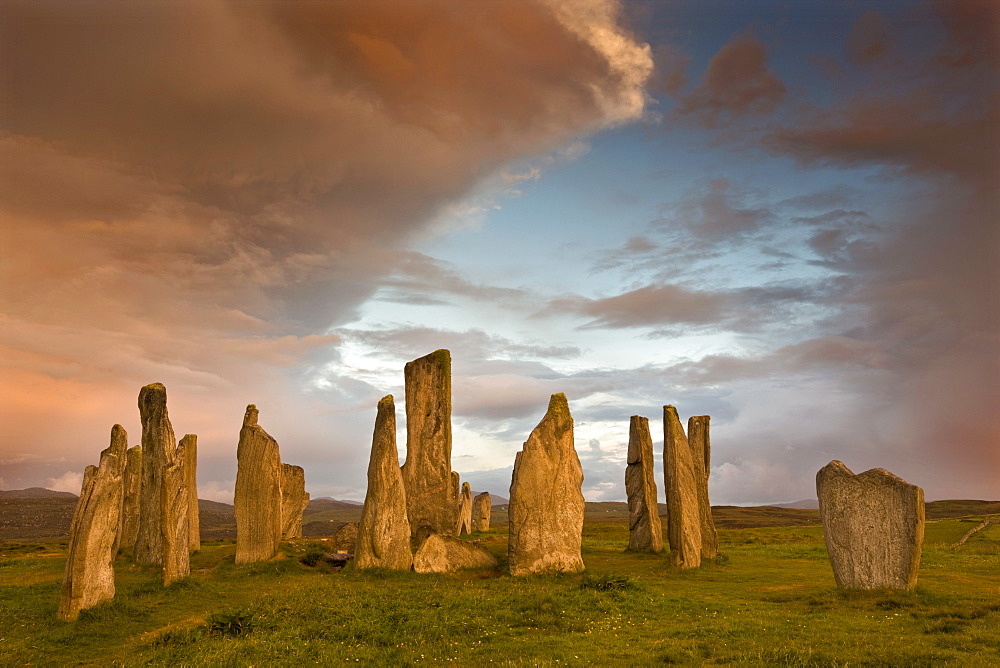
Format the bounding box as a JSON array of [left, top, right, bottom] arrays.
[[0, 488, 77, 499]]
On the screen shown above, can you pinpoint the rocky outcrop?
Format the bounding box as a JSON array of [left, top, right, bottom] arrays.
[[412, 534, 498, 574], [457, 482, 473, 535], [58, 425, 128, 621], [280, 464, 309, 540], [400, 350, 456, 538], [355, 395, 412, 571], [234, 405, 283, 564], [663, 406, 701, 568], [687, 416, 717, 560], [162, 435, 190, 586], [115, 445, 142, 554], [180, 434, 199, 552], [508, 393, 585, 576], [472, 492, 491, 532], [625, 416, 663, 552], [817, 461, 924, 590], [134, 383, 177, 565]]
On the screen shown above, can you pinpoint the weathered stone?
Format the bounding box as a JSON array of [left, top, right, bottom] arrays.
[[161, 436, 190, 586], [508, 393, 585, 576], [234, 404, 283, 564], [456, 482, 473, 535], [816, 460, 924, 590], [180, 434, 200, 552], [625, 416, 663, 552], [472, 492, 491, 532], [687, 416, 718, 560], [355, 395, 412, 571], [331, 522, 359, 553], [58, 425, 128, 621], [134, 383, 176, 565], [400, 349, 457, 538], [280, 464, 309, 540], [663, 406, 701, 568], [412, 534, 498, 574], [114, 445, 142, 554]]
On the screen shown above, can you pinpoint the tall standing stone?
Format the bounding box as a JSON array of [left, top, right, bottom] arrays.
[[508, 393, 585, 576], [356, 395, 412, 570], [457, 482, 473, 535], [400, 349, 456, 538], [134, 383, 176, 565], [58, 425, 128, 621], [472, 492, 491, 532], [663, 406, 702, 568], [235, 404, 283, 564], [114, 445, 142, 554], [687, 416, 718, 560], [625, 416, 663, 552], [162, 436, 190, 586], [816, 460, 925, 590], [180, 434, 200, 552], [280, 464, 309, 540]]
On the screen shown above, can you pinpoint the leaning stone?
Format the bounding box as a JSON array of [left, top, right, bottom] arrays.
[[625, 416, 663, 552], [134, 383, 176, 565], [663, 406, 702, 568], [472, 492, 491, 532], [161, 436, 190, 586], [816, 460, 924, 590], [280, 464, 309, 540], [58, 425, 128, 621], [687, 416, 718, 560], [400, 350, 457, 537], [331, 522, 359, 553], [114, 445, 142, 554], [180, 434, 200, 552], [355, 395, 412, 571], [508, 393, 585, 576], [456, 482, 473, 535], [234, 405, 283, 564], [412, 534, 498, 573]]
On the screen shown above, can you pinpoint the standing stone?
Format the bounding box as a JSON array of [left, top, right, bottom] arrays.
[[332, 521, 360, 553], [161, 436, 190, 586], [456, 482, 473, 535], [663, 406, 702, 568], [625, 416, 663, 552], [180, 434, 200, 552], [134, 383, 176, 565], [816, 460, 925, 590], [687, 416, 718, 560], [472, 492, 491, 532], [58, 425, 128, 621], [412, 534, 498, 573], [280, 464, 309, 540], [400, 349, 456, 538], [508, 393, 585, 576], [234, 404, 283, 564], [114, 445, 142, 554], [356, 395, 412, 570]]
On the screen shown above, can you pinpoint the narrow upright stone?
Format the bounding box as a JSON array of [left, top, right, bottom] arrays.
[[134, 383, 176, 565], [58, 425, 128, 621], [234, 405, 283, 564], [280, 464, 309, 540], [180, 434, 200, 552], [162, 436, 190, 586], [114, 445, 142, 554], [355, 395, 412, 570], [472, 492, 491, 532], [625, 416, 663, 552], [508, 393, 585, 576], [663, 406, 702, 568], [687, 416, 718, 560], [817, 460, 925, 590], [457, 482, 473, 535], [400, 349, 456, 537]]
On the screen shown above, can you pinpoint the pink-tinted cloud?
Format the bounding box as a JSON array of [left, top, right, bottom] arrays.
[[846, 11, 892, 64]]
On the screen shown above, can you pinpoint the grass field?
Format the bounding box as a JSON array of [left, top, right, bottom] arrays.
[[1, 514, 998, 666]]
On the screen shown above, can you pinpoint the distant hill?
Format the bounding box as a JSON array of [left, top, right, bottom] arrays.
[[0, 488, 77, 499], [771, 499, 819, 509]]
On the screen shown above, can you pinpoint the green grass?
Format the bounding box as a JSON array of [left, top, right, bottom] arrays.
[[1, 521, 999, 666]]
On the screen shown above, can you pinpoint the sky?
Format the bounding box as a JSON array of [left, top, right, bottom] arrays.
[[1, 0, 997, 505]]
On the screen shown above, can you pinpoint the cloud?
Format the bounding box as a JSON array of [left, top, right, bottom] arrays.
[[846, 11, 892, 64], [47, 471, 83, 494]]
